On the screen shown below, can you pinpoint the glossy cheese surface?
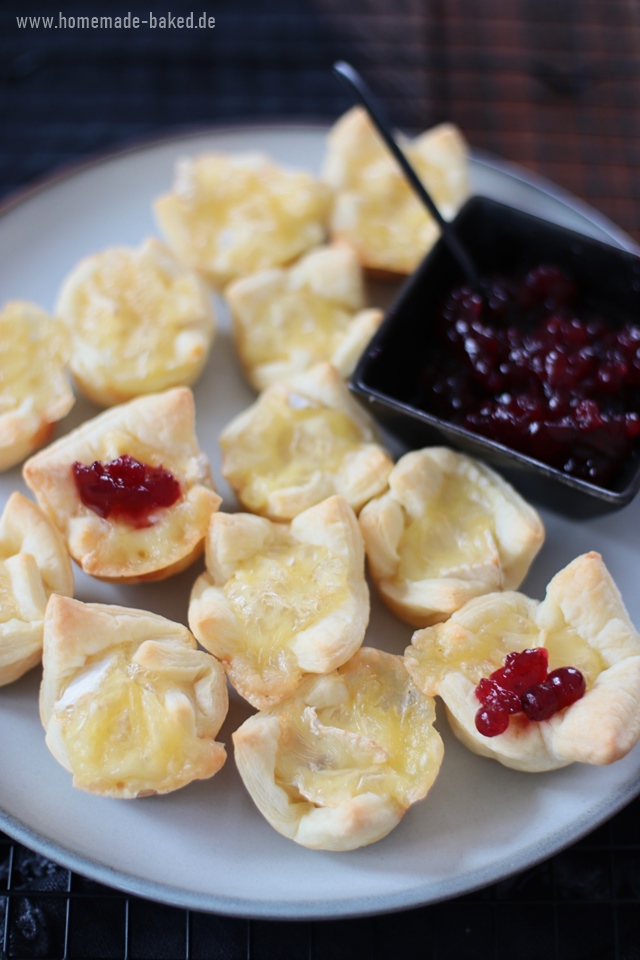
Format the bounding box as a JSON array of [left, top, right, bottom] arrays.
[[57, 239, 215, 406], [397, 471, 498, 582], [189, 496, 369, 709], [233, 647, 443, 850], [0, 301, 74, 470], [274, 650, 441, 809], [223, 541, 349, 668], [155, 154, 331, 287], [225, 391, 363, 512], [41, 597, 229, 798], [56, 645, 215, 790]]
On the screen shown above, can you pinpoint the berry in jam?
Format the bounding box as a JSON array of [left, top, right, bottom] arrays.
[[489, 647, 548, 695], [72, 454, 181, 526], [547, 666, 587, 710], [416, 264, 640, 487], [520, 681, 561, 722], [474, 648, 585, 736], [475, 705, 510, 738]]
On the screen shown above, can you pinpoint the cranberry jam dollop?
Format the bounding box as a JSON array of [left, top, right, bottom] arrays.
[[416, 264, 640, 487], [474, 647, 586, 737], [72, 454, 181, 526]]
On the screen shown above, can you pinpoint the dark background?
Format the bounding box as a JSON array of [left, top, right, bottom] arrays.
[[1, 1, 640, 957], [2, 0, 640, 238]]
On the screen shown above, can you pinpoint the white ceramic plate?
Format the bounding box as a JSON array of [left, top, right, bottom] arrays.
[[1, 125, 639, 920]]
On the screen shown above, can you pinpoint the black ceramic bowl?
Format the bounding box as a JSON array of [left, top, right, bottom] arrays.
[[351, 196, 640, 517]]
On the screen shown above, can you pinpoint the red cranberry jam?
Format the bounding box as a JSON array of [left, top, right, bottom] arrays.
[[417, 264, 640, 487], [72, 454, 181, 526], [475, 647, 586, 737]]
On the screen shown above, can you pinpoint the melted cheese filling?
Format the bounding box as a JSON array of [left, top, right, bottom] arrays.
[[0, 306, 67, 414], [543, 620, 605, 688], [225, 392, 364, 511], [164, 159, 328, 277], [463, 602, 605, 688], [66, 247, 211, 386], [274, 656, 440, 808], [82, 499, 200, 571], [473, 603, 537, 655], [412, 593, 606, 692], [223, 542, 349, 670], [56, 646, 209, 788], [244, 292, 351, 367], [396, 473, 498, 581]]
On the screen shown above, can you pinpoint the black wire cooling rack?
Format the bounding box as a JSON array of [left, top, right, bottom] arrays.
[[2, 798, 640, 960]]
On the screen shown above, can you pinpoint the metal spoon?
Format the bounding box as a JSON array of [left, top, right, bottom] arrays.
[[332, 60, 479, 289]]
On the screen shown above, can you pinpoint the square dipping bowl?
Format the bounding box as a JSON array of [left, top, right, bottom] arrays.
[[350, 195, 640, 517]]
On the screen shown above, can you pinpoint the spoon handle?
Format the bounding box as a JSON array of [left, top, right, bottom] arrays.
[[333, 61, 479, 288]]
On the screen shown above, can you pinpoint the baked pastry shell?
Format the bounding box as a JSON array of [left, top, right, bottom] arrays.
[[0, 492, 74, 687], [359, 447, 545, 627], [189, 495, 370, 708], [56, 238, 216, 408], [23, 387, 220, 582], [405, 551, 640, 772], [232, 647, 443, 851], [220, 362, 393, 521], [0, 301, 75, 471], [41, 594, 228, 798], [154, 152, 331, 288], [322, 107, 470, 278], [225, 244, 382, 391]]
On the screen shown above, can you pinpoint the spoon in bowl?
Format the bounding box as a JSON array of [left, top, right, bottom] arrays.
[[332, 60, 480, 289]]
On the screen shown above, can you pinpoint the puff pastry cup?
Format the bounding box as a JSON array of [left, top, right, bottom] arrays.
[[40, 595, 228, 798], [56, 238, 216, 407], [0, 492, 74, 686], [322, 107, 470, 278], [359, 448, 545, 627], [220, 362, 393, 520], [155, 152, 331, 288], [233, 647, 444, 851], [225, 244, 382, 391], [23, 388, 220, 582], [0, 300, 74, 471], [189, 496, 369, 709], [404, 551, 640, 772]]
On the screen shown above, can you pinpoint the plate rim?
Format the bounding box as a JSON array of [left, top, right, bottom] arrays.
[[1, 120, 637, 256], [2, 766, 638, 919], [1, 122, 639, 919]]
